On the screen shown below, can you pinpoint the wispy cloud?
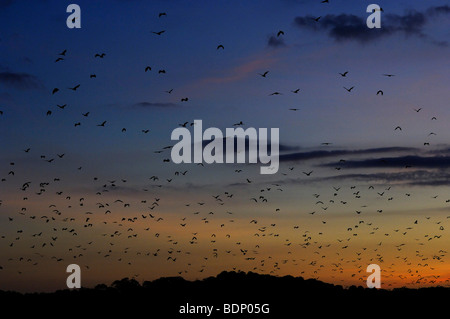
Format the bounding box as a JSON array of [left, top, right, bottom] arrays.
[[0, 71, 43, 90], [293, 5, 450, 45], [201, 136, 298, 154], [267, 35, 286, 48], [280, 147, 417, 162], [322, 155, 450, 169], [321, 170, 450, 187], [130, 102, 179, 109], [197, 52, 278, 86], [0, 0, 14, 9]]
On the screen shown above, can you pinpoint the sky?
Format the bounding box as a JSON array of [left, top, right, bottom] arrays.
[[0, 0, 449, 292]]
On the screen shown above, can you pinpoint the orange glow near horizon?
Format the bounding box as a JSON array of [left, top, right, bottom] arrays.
[[1, 186, 449, 292]]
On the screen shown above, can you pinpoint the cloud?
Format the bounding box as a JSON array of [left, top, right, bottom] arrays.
[[290, 145, 450, 187], [0, 92, 13, 103], [197, 136, 296, 158], [270, 168, 450, 188], [320, 170, 450, 187], [196, 52, 277, 85], [427, 148, 450, 155], [0, 0, 14, 9], [0, 71, 43, 90], [205, 137, 296, 150], [323, 155, 450, 169], [427, 5, 450, 15], [267, 35, 286, 48], [131, 102, 179, 109], [279, 147, 417, 162], [293, 6, 450, 45], [22, 57, 33, 64]]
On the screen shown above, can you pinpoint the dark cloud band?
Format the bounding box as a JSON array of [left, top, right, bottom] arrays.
[[293, 6, 450, 45]]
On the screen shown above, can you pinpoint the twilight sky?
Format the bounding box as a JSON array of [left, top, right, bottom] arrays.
[[0, 0, 449, 292]]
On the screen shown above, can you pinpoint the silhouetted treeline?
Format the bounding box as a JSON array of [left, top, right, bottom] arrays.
[[1, 271, 448, 318]]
